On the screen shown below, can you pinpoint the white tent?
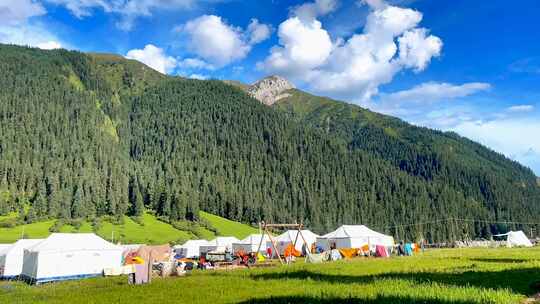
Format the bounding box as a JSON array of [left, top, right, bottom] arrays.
[[494, 230, 533, 248], [269, 230, 319, 254], [232, 234, 271, 253], [0, 239, 43, 279], [199, 237, 240, 254], [0, 244, 11, 251], [21, 233, 123, 284], [316, 225, 394, 251], [174, 240, 209, 258]]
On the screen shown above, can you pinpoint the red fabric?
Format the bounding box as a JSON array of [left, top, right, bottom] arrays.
[[375, 245, 388, 257]]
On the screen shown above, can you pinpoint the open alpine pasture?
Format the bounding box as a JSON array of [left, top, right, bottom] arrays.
[[1, 247, 539, 304]]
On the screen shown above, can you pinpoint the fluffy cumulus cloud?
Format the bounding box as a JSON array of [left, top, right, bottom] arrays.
[[178, 15, 270, 67], [259, 0, 442, 102], [247, 19, 272, 44], [125, 44, 177, 74], [45, 0, 223, 30], [257, 17, 333, 77], [0, 0, 63, 49], [0, 0, 46, 25], [293, 0, 339, 21]]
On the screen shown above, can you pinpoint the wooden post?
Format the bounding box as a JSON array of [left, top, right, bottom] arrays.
[[267, 229, 284, 265], [255, 221, 266, 254]]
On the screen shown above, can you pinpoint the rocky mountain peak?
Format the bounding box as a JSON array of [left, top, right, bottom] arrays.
[[247, 75, 295, 106]]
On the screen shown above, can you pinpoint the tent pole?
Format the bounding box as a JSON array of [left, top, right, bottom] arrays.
[[255, 221, 266, 255], [267, 229, 283, 265]]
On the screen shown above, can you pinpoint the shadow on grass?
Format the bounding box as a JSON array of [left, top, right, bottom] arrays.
[[468, 258, 531, 263], [237, 295, 478, 304], [251, 267, 540, 295]]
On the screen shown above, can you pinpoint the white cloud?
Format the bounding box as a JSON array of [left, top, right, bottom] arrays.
[[247, 19, 272, 44], [0, 0, 46, 26], [453, 118, 540, 174], [257, 17, 333, 77], [293, 0, 339, 21], [188, 73, 208, 80], [259, 0, 442, 102], [45, 0, 224, 30], [397, 28, 442, 71], [36, 40, 62, 50], [0, 23, 63, 50], [179, 15, 270, 67], [507, 105, 534, 113], [45, 0, 113, 18], [384, 82, 491, 105], [125, 44, 177, 74], [178, 58, 215, 70]]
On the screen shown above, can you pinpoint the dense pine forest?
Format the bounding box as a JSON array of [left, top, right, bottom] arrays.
[[0, 44, 539, 242]]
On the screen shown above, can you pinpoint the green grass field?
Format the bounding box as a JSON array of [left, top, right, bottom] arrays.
[[1, 248, 539, 303], [0, 212, 256, 244], [200, 211, 258, 239]]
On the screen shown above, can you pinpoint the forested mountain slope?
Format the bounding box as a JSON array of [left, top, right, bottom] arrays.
[[0, 44, 538, 242], [273, 89, 540, 224]]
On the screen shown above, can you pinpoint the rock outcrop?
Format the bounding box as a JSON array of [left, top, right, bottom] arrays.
[[247, 75, 295, 106]]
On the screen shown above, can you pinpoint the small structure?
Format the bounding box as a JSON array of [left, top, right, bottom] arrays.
[[232, 234, 271, 254], [0, 239, 44, 279], [494, 230, 533, 247], [200, 237, 239, 255], [256, 222, 313, 265], [271, 230, 319, 254], [316, 225, 394, 251], [174, 240, 209, 258], [21, 233, 123, 284]]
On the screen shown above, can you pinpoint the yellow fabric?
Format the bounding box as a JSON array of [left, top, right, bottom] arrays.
[[338, 248, 358, 259], [257, 252, 266, 262], [132, 256, 145, 264]]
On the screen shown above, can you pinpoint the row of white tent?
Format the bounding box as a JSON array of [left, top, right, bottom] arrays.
[[174, 225, 396, 258], [174, 226, 534, 259], [0, 234, 123, 284]]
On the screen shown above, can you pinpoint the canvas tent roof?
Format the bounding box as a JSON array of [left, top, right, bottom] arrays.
[[239, 234, 271, 245], [318, 225, 394, 248], [26, 233, 122, 253], [175, 240, 209, 249], [321, 225, 390, 240], [205, 237, 240, 247], [494, 230, 533, 247], [21, 233, 123, 283], [276, 230, 319, 244]]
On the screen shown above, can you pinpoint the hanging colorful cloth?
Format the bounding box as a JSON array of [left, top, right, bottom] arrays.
[[257, 252, 266, 262]]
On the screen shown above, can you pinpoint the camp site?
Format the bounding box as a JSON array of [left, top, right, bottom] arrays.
[[1, 218, 540, 304], [2, 0, 540, 303]]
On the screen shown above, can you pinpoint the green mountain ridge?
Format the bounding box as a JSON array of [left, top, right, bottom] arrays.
[[0, 44, 538, 242]]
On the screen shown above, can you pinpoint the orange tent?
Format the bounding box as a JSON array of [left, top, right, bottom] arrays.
[[338, 248, 358, 259], [284, 244, 301, 257]]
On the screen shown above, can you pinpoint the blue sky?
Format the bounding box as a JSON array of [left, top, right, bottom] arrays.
[[1, 0, 540, 175]]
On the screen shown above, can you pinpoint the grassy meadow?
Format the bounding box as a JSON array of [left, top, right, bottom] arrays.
[[0, 212, 257, 244], [1, 247, 539, 303]]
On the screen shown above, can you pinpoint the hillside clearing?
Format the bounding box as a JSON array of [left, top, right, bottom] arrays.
[[0, 212, 256, 244], [1, 248, 539, 303]]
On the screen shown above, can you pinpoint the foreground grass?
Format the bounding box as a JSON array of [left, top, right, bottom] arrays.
[[2, 248, 539, 303]]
